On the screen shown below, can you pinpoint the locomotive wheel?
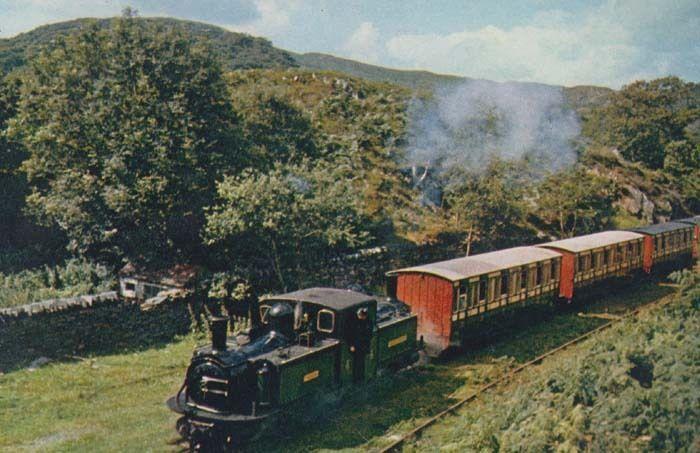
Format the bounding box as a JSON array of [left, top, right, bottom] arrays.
[[189, 425, 238, 453], [176, 417, 191, 440]]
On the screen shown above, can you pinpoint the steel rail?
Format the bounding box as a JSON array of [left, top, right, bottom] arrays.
[[378, 292, 678, 453]]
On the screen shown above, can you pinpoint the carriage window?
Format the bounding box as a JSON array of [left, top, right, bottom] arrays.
[[124, 282, 136, 291], [478, 279, 487, 303], [577, 255, 585, 272], [468, 282, 477, 307], [542, 262, 551, 283], [457, 282, 468, 311], [520, 268, 528, 289], [317, 309, 335, 333], [552, 260, 559, 280], [259, 304, 272, 324], [501, 272, 509, 296], [535, 265, 542, 286]]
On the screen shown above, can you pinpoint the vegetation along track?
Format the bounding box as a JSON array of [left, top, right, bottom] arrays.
[[378, 287, 679, 453]]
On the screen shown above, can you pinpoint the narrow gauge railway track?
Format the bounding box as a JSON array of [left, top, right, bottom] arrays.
[[378, 290, 679, 453]]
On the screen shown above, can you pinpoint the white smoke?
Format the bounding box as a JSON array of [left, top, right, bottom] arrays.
[[405, 80, 581, 175]]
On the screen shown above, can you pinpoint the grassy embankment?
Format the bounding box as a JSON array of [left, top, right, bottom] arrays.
[[405, 271, 699, 452], [0, 278, 682, 452]]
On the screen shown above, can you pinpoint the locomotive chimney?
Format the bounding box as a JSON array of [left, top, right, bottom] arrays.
[[210, 316, 228, 351]]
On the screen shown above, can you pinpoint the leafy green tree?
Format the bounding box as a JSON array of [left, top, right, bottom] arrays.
[[10, 14, 244, 264], [442, 158, 533, 255], [0, 75, 25, 248], [204, 162, 371, 291], [588, 77, 699, 169], [537, 167, 619, 238], [664, 140, 700, 211], [235, 93, 319, 169]]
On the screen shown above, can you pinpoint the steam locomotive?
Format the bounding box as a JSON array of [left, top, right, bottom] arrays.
[[167, 288, 419, 451], [168, 215, 699, 451]]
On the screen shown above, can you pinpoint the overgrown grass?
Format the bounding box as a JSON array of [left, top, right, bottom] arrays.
[[406, 271, 699, 452], [0, 259, 115, 308], [0, 278, 682, 451]]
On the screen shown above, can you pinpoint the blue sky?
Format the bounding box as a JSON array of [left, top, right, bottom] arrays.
[[1, 0, 698, 88]]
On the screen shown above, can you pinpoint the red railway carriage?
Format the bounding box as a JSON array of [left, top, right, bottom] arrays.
[[386, 247, 562, 355], [677, 216, 700, 258], [629, 222, 695, 272], [537, 231, 645, 300]]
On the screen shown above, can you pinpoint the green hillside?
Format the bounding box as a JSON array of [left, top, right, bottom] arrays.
[[0, 17, 296, 75], [1, 16, 613, 114], [292, 51, 466, 91]]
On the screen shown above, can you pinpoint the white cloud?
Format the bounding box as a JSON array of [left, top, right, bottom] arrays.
[[229, 0, 301, 38], [385, 0, 700, 87], [341, 21, 381, 64]]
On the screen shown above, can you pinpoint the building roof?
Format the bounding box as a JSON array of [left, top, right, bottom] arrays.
[[386, 246, 562, 282], [677, 216, 700, 226], [629, 221, 693, 235], [263, 287, 375, 311], [539, 231, 643, 253]]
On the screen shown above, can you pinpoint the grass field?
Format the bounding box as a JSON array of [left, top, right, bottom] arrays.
[[0, 280, 677, 452]]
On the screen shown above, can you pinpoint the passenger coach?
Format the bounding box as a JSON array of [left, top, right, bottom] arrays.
[[538, 231, 645, 301], [386, 247, 562, 354], [678, 215, 700, 258], [629, 222, 695, 273]]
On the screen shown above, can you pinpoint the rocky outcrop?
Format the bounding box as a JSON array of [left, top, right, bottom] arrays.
[[619, 185, 655, 222]]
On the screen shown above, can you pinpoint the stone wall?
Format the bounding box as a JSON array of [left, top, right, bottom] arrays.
[[313, 243, 461, 292], [0, 293, 191, 373]]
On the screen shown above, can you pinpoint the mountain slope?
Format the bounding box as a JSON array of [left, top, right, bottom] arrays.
[[292, 52, 466, 91], [0, 17, 296, 75], [2, 17, 613, 112]]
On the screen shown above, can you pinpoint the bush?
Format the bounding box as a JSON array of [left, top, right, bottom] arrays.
[[0, 259, 114, 308]]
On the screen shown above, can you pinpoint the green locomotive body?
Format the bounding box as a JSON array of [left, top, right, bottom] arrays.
[[167, 287, 419, 451]]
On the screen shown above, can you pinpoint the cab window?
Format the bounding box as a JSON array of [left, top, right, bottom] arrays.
[[259, 304, 272, 324], [317, 309, 335, 333]]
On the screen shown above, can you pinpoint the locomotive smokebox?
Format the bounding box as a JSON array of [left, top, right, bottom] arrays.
[[209, 316, 228, 351]]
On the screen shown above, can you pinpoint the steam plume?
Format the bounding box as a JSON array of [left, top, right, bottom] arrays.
[[405, 80, 581, 175]]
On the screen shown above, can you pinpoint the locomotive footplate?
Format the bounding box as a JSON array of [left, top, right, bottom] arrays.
[[167, 393, 276, 422]]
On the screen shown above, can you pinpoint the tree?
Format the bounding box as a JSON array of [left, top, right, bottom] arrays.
[[537, 167, 619, 238], [0, 75, 25, 247], [204, 162, 372, 291], [664, 140, 700, 212], [589, 77, 699, 169], [10, 14, 244, 265], [233, 92, 320, 169], [442, 158, 533, 255]]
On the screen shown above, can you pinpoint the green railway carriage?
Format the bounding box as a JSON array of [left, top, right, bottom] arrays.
[[168, 287, 418, 450]]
